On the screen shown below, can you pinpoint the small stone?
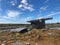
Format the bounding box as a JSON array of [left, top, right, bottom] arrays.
[[1, 43, 5, 45]]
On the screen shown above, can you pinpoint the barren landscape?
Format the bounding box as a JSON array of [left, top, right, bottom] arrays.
[[0, 0, 60, 45], [0, 28, 60, 45]]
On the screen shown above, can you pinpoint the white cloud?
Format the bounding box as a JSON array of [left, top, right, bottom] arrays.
[[26, 17, 32, 20], [0, 10, 22, 21], [47, 12, 60, 16], [0, 22, 11, 24], [18, 4, 23, 8], [18, 0, 34, 12], [21, 16, 33, 21], [40, 6, 48, 12], [36, 16, 45, 19], [10, 0, 17, 6], [21, 0, 27, 4], [19, 16, 33, 24], [5, 10, 21, 18]]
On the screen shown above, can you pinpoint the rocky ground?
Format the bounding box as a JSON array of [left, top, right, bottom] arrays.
[[0, 29, 60, 45]]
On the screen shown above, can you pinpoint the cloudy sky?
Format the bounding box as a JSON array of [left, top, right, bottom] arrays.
[[0, 0, 60, 24]]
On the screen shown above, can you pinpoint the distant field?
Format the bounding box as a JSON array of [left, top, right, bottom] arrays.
[[0, 23, 60, 28], [0, 24, 30, 30], [0, 24, 30, 27], [46, 23, 60, 28]]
